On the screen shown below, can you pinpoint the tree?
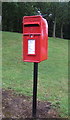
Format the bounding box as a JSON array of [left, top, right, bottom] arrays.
[[2, 2, 69, 39], [56, 2, 68, 38], [2, 2, 36, 32]]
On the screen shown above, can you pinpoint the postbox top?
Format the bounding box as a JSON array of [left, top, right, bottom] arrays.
[[23, 15, 42, 19], [23, 15, 43, 24], [23, 15, 48, 25]]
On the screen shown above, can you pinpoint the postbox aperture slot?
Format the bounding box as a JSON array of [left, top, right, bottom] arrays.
[[24, 24, 39, 27]]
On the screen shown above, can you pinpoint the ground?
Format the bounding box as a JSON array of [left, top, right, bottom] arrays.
[[2, 89, 59, 119]]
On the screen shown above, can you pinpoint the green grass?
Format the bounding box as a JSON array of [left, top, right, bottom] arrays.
[[2, 31, 68, 117]]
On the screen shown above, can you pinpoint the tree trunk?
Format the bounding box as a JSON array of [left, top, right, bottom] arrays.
[[61, 24, 63, 39], [53, 17, 56, 38]]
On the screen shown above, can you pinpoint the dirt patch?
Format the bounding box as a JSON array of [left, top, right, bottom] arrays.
[[2, 89, 59, 119]]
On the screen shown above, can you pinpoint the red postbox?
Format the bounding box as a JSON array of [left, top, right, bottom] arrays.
[[22, 15, 48, 63]]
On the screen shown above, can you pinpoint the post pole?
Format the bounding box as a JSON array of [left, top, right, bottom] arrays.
[[32, 62, 38, 118]]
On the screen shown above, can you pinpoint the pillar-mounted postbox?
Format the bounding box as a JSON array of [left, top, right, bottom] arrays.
[[22, 15, 48, 63]]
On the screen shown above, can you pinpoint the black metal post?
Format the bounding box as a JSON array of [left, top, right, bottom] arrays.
[[32, 62, 38, 118]]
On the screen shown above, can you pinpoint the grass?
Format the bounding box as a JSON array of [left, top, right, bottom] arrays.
[[2, 31, 68, 117]]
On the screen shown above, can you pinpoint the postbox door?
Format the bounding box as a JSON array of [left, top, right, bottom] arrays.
[[23, 35, 40, 62]]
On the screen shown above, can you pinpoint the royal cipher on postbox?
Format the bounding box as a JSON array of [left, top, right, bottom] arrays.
[[22, 15, 48, 63]]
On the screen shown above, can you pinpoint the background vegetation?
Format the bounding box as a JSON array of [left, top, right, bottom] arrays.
[[2, 2, 70, 39]]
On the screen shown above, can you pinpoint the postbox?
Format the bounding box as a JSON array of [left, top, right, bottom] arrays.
[[22, 15, 48, 63]]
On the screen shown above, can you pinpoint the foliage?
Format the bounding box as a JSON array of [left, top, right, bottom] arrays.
[[2, 2, 70, 39]]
